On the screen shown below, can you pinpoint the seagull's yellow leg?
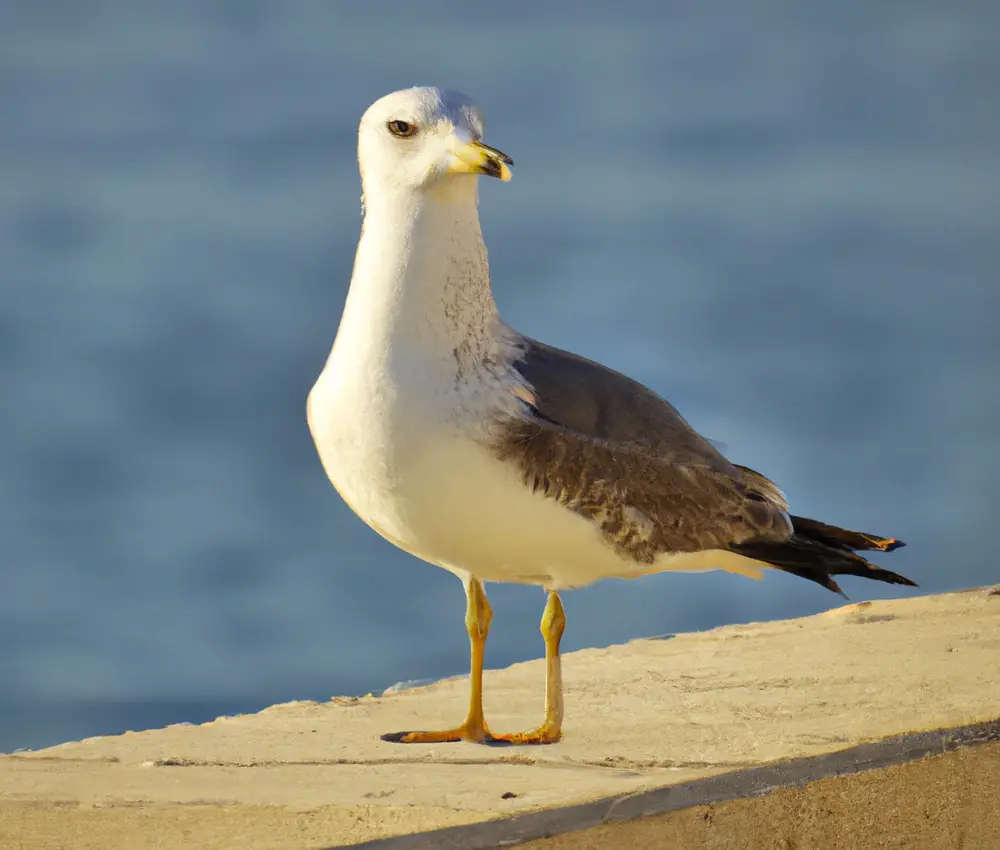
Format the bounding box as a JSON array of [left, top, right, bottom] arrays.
[[491, 591, 565, 745], [381, 577, 494, 744], [381, 585, 566, 746]]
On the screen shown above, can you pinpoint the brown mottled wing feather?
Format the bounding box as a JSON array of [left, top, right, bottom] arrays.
[[497, 339, 793, 563]]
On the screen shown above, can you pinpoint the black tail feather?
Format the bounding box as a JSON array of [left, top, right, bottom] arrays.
[[788, 515, 906, 553], [731, 517, 916, 598]]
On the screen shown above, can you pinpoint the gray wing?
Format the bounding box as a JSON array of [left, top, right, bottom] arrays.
[[495, 338, 792, 564]]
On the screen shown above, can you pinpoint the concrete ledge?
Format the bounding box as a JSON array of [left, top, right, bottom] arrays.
[[353, 719, 1000, 849], [2, 586, 998, 848]]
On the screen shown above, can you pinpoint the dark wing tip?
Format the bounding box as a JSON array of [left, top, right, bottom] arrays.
[[873, 568, 918, 587], [827, 578, 849, 599]]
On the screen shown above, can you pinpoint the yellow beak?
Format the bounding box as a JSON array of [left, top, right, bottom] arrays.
[[448, 138, 514, 182]]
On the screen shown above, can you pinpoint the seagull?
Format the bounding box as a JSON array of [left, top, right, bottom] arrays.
[[307, 87, 914, 745]]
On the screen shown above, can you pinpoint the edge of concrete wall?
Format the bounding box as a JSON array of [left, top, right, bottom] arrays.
[[345, 718, 1000, 850]]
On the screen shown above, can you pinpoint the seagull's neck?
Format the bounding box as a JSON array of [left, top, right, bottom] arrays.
[[332, 183, 505, 374]]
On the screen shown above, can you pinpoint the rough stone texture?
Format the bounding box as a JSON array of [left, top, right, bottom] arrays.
[[520, 741, 1000, 850]]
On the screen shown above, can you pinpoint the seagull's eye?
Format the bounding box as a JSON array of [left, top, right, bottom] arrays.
[[387, 120, 417, 138]]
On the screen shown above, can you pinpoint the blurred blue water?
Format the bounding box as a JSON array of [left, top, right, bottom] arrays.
[[1, 2, 998, 753]]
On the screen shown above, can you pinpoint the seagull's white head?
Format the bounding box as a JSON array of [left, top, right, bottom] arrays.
[[357, 87, 512, 203]]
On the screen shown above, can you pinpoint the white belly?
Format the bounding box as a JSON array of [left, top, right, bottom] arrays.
[[393, 438, 640, 588], [307, 372, 627, 588]]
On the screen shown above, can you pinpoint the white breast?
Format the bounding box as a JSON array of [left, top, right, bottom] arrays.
[[309, 362, 643, 589]]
